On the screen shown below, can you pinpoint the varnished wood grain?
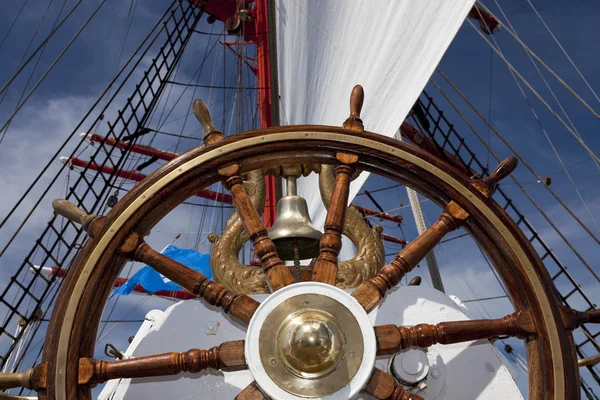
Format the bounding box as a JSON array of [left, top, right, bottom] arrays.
[[193, 99, 223, 145], [52, 199, 106, 238], [343, 85, 365, 132], [0, 370, 34, 390], [41, 125, 578, 400], [562, 307, 600, 330], [235, 381, 270, 400], [312, 163, 356, 284], [4, 341, 246, 390], [352, 201, 469, 311], [312, 85, 364, 283], [375, 311, 535, 355], [581, 308, 600, 324], [363, 368, 423, 400], [81, 341, 245, 385], [195, 99, 293, 290], [471, 157, 518, 197], [195, 99, 293, 288], [133, 242, 259, 324], [224, 175, 294, 290], [218, 340, 247, 370]]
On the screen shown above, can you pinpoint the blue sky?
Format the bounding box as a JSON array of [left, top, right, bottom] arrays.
[[0, 0, 599, 397]]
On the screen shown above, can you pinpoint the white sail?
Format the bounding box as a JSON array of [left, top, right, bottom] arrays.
[[275, 0, 476, 256]]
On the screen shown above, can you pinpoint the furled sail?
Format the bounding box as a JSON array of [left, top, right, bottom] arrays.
[[275, 0, 476, 257]]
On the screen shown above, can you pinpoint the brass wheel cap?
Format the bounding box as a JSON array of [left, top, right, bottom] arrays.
[[277, 309, 345, 378], [259, 293, 364, 397]]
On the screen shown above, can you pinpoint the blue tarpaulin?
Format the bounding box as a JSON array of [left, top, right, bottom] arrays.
[[112, 245, 212, 296]]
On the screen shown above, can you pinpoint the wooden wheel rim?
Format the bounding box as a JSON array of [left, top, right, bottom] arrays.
[[43, 126, 577, 399]]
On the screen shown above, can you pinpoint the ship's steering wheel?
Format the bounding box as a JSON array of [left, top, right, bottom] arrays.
[[8, 86, 598, 400]]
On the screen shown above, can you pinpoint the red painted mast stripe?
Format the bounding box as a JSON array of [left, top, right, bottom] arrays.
[[64, 157, 233, 204], [85, 133, 182, 161], [254, 0, 277, 228], [381, 234, 407, 246], [353, 205, 404, 224], [47, 266, 196, 300]]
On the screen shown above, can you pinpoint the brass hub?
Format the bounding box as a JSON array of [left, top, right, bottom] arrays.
[[259, 293, 364, 398], [277, 309, 345, 378]]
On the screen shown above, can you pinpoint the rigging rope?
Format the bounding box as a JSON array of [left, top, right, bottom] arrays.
[[475, 1, 600, 118], [357, 184, 402, 196], [406, 186, 445, 292], [396, 130, 445, 292], [101, 0, 139, 109], [11, 279, 62, 374], [466, 18, 600, 168], [0, 0, 31, 51], [8, 0, 208, 363], [430, 74, 600, 285], [149, 37, 221, 136], [166, 23, 219, 153], [0, 0, 107, 139], [143, 24, 224, 251], [479, 1, 600, 174], [0, 1, 83, 98], [0, 2, 178, 254], [422, 212, 501, 323], [436, 68, 600, 245], [524, 0, 600, 106], [136, 23, 235, 252], [486, 44, 493, 169], [97, 295, 151, 343], [0, 0, 56, 111], [0, 0, 69, 145], [97, 262, 135, 340], [483, 1, 600, 234], [462, 294, 508, 303]]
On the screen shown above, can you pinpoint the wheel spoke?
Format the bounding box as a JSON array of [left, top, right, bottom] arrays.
[[194, 99, 294, 291], [224, 174, 294, 290], [375, 311, 536, 355], [0, 341, 246, 390], [363, 367, 423, 400], [352, 201, 469, 312], [80, 340, 246, 385], [312, 84, 364, 284], [133, 242, 259, 324], [235, 381, 270, 400], [312, 160, 356, 284], [471, 156, 518, 197], [351, 156, 518, 312], [0, 370, 36, 390], [588, 309, 600, 323], [52, 199, 105, 237], [52, 199, 260, 323], [561, 307, 600, 330]]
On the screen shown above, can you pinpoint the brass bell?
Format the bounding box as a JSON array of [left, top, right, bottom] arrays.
[[268, 176, 322, 260]]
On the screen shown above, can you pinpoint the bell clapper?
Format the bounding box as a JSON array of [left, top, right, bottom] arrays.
[[293, 239, 301, 283]]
